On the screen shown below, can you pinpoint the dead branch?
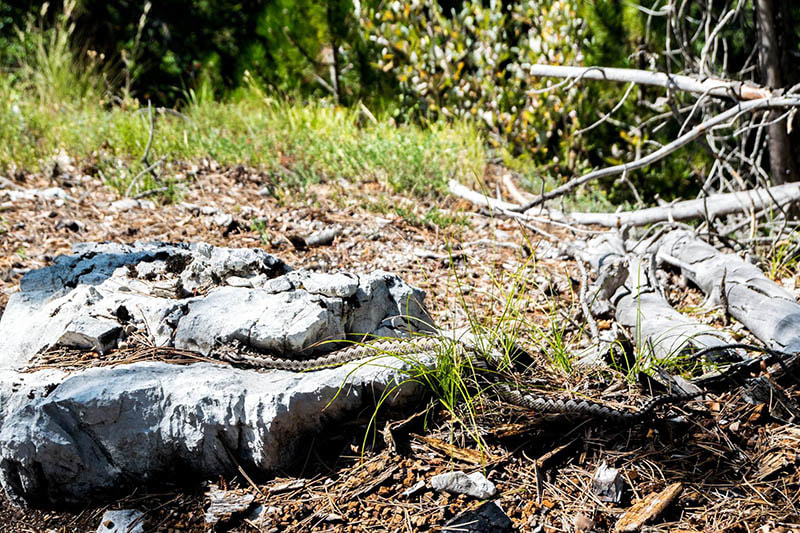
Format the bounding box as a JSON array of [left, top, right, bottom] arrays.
[[511, 96, 800, 212], [526, 65, 772, 101], [655, 230, 800, 353], [552, 182, 800, 227], [581, 236, 737, 362], [451, 178, 800, 228], [448, 179, 519, 211]]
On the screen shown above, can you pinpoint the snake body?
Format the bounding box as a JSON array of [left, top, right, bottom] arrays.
[[214, 336, 697, 422]]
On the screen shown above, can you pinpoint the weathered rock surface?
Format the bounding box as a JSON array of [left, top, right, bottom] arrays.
[[442, 501, 514, 532], [430, 471, 497, 499], [96, 509, 145, 533], [0, 242, 430, 369], [0, 242, 433, 506]]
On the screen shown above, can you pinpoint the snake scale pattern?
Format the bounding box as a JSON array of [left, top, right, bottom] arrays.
[[215, 336, 698, 423]]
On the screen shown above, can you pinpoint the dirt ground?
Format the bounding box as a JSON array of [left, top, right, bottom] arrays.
[[1, 160, 799, 532]]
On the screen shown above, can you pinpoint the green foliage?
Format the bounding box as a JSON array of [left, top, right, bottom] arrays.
[[0, 2, 28, 68], [424, 207, 469, 230], [362, 0, 585, 164], [53, 0, 380, 106], [0, 80, 485, 200], [580, 0, 644, 68], [6, 1, 106, 106], [251, 219, 270, 245]]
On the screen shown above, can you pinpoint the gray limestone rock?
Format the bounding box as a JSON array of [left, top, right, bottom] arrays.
[[0, 242, 429, 369], [96, 509, 145, 533], [430, 471, 497, 499], [0, 358, 428, 506], [0, 241, 434, 507], [56, 315, 121, 353]]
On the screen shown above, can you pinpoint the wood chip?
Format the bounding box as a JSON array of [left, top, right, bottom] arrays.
[[615, 482, 683, 532], [412, 434, 495, 464], [349, 464, 400, 499]]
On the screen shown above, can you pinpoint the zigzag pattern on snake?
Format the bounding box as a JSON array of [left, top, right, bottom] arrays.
[[214, 336, 698, 422]]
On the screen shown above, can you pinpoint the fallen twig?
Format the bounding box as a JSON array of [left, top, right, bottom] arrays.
[[133, 185, 170, 200], [526, 64, 771, 101], [553, 183, 800, 227], [510, 96, 800, 211]]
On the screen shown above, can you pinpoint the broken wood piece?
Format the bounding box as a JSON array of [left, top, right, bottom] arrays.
[[204, 486, 255, 525], [614, 482, 683, 532], [755, 445, 797, 481], [411, 434, 495, 464], [583, 235, 738, 364], [267, 479, 306, 494], [656, 230, 800, 353], [548, 182, 800, 227]]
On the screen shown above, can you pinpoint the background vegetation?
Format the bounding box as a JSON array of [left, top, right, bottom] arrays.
[[1, 0, 799, 205]]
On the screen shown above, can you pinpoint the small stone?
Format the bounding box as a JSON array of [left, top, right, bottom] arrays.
[[246, 504, 280, 525], [212, 213, 233, 228], [110, 199, 140, 212], [96, 509, 144, 533], [430, 471, 496, 499], [57, 316, 121, 354], [305, 227, 340, 247], [592, 462, 625, 504], [441, 501, 512, 532]]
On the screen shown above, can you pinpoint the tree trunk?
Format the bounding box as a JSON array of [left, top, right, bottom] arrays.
[[756, 0, 798, 184]]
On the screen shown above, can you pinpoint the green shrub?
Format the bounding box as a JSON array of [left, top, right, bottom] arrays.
[[361, 0, 586, 169]]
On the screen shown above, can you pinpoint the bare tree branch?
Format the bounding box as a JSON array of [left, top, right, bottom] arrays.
[[512, 96, 800, 211], [526, 65, 772, 101], [450, 178, 800, 228]]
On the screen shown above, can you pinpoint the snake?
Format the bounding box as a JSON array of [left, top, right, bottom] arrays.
[[214, 336, 699, 423]]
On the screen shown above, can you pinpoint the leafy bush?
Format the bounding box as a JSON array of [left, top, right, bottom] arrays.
[[361, 0, 586, 172]]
